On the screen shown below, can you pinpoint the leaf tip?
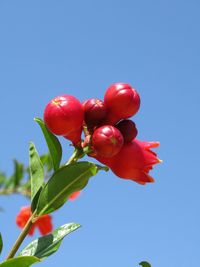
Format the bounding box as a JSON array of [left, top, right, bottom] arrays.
[[96, 164, 109, 172], [139, 261, 151, 267], [29, 141, 34, 146], [34, 117, 41, 123]]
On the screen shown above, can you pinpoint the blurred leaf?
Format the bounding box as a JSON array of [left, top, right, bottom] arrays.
[[40, 154, 53, 172], [29, 142, 44, 212], [34, 118, 62, 171], [0, 233, 2, 254], [13, 160, 24, 187], [139, 261, 151, 267], [0, 173, 7, 188], [0, 256, 40, 267], [18, 179, 31, 198], [3, 177, 14, 190], [4, 160, 24, 190], [36, 161, 103, 215], [20, 223, 80, 260]]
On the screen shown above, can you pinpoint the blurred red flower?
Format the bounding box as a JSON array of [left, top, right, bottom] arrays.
[[16, 206, 53, 236]]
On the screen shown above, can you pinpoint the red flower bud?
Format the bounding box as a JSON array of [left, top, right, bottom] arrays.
[[44, 95, 84, 136], [16, 206, 53, 236], [104, 83, 140, 124], [83, 98, 107, 127], [95, 139, 161, 185], [116, 120, 138, 142], [92, 125, 124, 157]]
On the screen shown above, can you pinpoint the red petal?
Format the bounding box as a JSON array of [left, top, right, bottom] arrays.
[[16, 206, 31, 228], [28, 225, 36, 236], [37, 215, 53, 236], [69, 191, 81, 200]]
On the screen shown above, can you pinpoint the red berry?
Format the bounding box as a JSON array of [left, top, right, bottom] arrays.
[[116, 120, 138, 142], [83, 98, 107, 127], [44, 95, 84, 136], [104, 83, 140, 124], [92, 125, 124, 157]]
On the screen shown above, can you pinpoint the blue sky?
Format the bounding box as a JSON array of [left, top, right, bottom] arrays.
[[0, 1, 200, 266]]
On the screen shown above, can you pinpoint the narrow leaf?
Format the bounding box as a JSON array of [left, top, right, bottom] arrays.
[[0, 173, 6, 188], [0, 233, 3, 254], [4, 176, 15, 190], [34, 118, 62, 171], [140, 261, 151, 267], [40, 154, 53, 172], [29, 142, 44, 211], [13, 160, 24, 187], [3, 160, 24, 190], [0, 256, 40, 267], [36, 161, 102, 215], [20, 223, 80, 260]]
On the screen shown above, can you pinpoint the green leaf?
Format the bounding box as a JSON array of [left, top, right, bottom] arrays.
[[4, 160, 24, 190], [40, 154, 53, 172], [0, 173, 6, 188], [0, 256, 40, 267], [139, 261, 151, 267], [20, 223, 80, 260], [36, 161, 102, 215], [13, 160, 24, 187], [29, 142, 44, 211], [4, 177, 15, 190], [34, 118, 62, 171], [0, 233, 3, 254]]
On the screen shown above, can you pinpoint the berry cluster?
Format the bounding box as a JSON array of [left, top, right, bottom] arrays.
[[44, 83, 161, 185]]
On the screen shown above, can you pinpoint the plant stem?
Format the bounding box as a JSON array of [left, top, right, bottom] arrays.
[[65, 148, 82, 165], [0, 188, 31, 197], [6, 212, 36, 260]]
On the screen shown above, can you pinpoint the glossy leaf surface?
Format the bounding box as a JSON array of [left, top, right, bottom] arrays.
[[36, 162, 102, 215], [20, 223, 80, 260], [0, 256, 40, 267]]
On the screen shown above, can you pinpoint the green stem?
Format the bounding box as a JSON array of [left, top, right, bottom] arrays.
[[65, 148, 82, 165], [0, 188, 31, 197], [6, 212, 36, 260]]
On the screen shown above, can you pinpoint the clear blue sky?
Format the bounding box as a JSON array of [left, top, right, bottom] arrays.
[[0, 1, 200, 266]]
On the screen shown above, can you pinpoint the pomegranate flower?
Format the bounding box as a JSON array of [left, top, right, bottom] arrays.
[[95, 139, 161, 185], [16, 206, 53, 236]]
